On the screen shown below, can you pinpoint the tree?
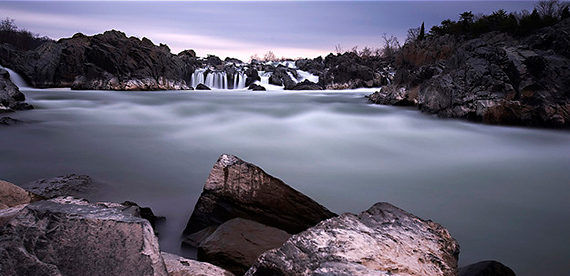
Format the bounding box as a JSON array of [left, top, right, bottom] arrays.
[[334, 44, 343, 55], [381, 33, 400, 59], [0, 17, 16, 32], [418, 22, 426, 40], [406, 27, 420, 43], [262, 51, 276, 62], [562, 5, 570, 19]]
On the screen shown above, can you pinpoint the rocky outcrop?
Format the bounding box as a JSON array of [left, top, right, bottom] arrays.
[[318, 52, 391, 89], [182, 154, 336, 245], [198, 218, 291, 275], [20, 174, 95, 199], [0, 30, 201, 90], [0, 196, 168, 276], [369, 19, 570, 128], [196, 83, 211, 90], [245, 202, 460, 276], [269, 65, 298, 89], [245, 68, 261, 87], [0, 68, 32, 111], [161, 252, 235, 276], [459, 260, 516, 276], [289, 80, 323, 90], [247, 83, 266, 91]]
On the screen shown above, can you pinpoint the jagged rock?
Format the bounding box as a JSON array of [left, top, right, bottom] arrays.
[[269, 65, 298, 89], [20, 174, 95, 199], [0, 30, 198, 90], [0, 69, 31, 110], [195, 83, 211, 90], [371, 19, 570, 128], [459, 260, 516, 276], [248, 83, 266, 91], [0, 197, 168, 276], [198, 218, 291, 275], [245, 202, 460, 276], [161, 252, 235, 276], [289, 79, 323, 90], [245, 68, 261, 87], [0, 180, 39, 209], [182, 154, 336, 245]]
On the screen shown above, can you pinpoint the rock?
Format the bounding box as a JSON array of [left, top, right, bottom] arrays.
[[0, 197, 168, 276], [0, 205, 25, 228], [0, 116, 24, 125], [122, 201, 166, 235], [245, 68, 261, 87], [182, 154, 336, 245], [371, 19, 570, 128], [178, 49, 197, 58], [0, 30, 197, 90], [289, 79, 323, 90], [20, 174, 95, 199], [269, 65, 298, 89], [0, 180, 39, 209], [0, 69, 31, 110], [459, 260, 516, 276], [195, 83, 211, 90], [248, 83, 266, 91], [161, 252, 235, 276], [245, 202, 460, 276], [198, 218, 291, 275]]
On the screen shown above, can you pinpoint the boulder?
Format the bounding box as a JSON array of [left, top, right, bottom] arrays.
[[161, 252, 235, 276], [0, 117, 24, 125], [195, 83, 211, 90], [289, 80, 323, 90], [458, 260, 516, 276], [245, 202, 460, 276], [245, 68, 261, 87], [269, 65, 298, 89], [0, 69, 31, 110], [248, 83, 266, 91], [20, 174, 95, 199], [198, 218, 291, 275], [0, 197, 168, 276], [182, 154, 336, 245], [0, 180, 39, 209]]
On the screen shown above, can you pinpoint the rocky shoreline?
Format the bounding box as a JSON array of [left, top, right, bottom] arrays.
[[367, 18, 570, 128], [1, 154, 516, 276]]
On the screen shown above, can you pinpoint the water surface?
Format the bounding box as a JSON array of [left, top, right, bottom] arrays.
[[1, 88, 569, 276]]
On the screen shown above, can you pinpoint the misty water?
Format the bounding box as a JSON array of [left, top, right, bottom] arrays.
[[2, 87, 569, 276]]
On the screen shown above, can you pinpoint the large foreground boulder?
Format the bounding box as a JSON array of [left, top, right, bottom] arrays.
[[183, 154, 336, 243], [245, 202, 460, 276], [0, 180, 39, 209], [161, 252, 235, 276], [198, 218, 291, 275], [0, 197, 168, 276]]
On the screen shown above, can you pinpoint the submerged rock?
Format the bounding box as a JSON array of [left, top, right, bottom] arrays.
[[248, 83, 266, 91], [195, 83, 211, 90], [459, 260, 516, 276], [0, 197, 168, 276], [182, 154, 336, 244], [245, 202, 460, 276], [198, 218, 291, 275], [161, 252, 235, 276], [0, 116, 24, 125], [21, 174, 95, 199]]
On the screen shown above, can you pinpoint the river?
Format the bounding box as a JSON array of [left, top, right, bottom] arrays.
[[1, 87, 569, 275]]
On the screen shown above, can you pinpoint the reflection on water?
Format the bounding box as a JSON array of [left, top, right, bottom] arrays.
[[1, 89, 569, 275]]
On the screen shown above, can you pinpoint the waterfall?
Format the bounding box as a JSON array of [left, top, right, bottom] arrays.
[[191, 68, 249, 90], [1, 66, 29, 88], [233, 72, 246, 89]]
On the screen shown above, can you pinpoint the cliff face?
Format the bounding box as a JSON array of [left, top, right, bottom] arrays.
[[369, 19, 570, 128], [0, 30, 201, 90]]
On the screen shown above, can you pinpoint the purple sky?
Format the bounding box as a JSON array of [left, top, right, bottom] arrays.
[[1, 1, 537, 60]]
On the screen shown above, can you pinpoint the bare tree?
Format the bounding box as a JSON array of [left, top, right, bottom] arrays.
[[0, 17, 17, 32], [263, 50, 276, 62], [406, 27, 420, 43], [381, 33, 401, 58], [334, 44, 343, 54]]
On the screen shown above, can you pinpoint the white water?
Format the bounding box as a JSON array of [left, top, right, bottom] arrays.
[[1, 66, 29, 88], [191, 69, 246, 90], [2, 88, 569, 276]]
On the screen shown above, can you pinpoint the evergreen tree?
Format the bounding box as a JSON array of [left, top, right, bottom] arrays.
[[418, 22, 425, 40]]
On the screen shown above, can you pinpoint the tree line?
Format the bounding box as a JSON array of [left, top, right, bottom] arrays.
[[0, 17, 53, 51]]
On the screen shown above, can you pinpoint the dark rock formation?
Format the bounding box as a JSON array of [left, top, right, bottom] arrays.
[[0, 197, 168, 276], [0, 30, 201, 90], [245, 68, 261, 87], [196, 83, 211, 90], [459, 260, 516, 276], [269, 65, 298, 89], [320, 52, 390, 89], [198, 218, 291, 275], [20, 174, 95, 199], [0, 68, 32, 111], [0, 116, 24, 126], [289, 80, 323, 90], [182, 154, 336, 245], [369, 19, 570, 128], [245, 202, 460, 276], [248, 83, 266, 91], [162, 252, 235, 276]]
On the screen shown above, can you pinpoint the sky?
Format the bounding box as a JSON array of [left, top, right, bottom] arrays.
[[0, 1, 539, 61]]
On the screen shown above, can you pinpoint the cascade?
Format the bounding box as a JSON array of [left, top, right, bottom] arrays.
[[1, 66, 29, 88], [233, 72, 246, 89]]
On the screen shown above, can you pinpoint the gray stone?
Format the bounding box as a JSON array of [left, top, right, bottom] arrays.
[[0, 197, 168, 276], [0, 69, 29, 110], [198, 218, 291, 275], [245, 202, 460, 276], [161, 252, 235, 276], [0, 180, 38, 209], [183, 154, 336, 243], [459, 260, 516, 276], [21, 174, 95, 199]]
